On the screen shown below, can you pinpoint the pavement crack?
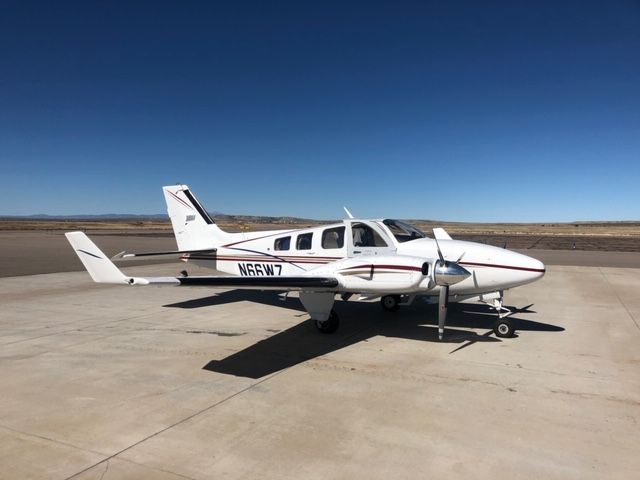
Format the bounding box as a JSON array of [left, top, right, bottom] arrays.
[[0, 423, 105, 457], [63, 370, 288, 480], [97, 460, 110, 480]]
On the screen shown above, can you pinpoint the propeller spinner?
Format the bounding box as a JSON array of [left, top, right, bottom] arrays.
[[432, 232, 471, 340]]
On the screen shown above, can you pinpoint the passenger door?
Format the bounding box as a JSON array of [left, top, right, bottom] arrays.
[[346, 221, 396, 258]]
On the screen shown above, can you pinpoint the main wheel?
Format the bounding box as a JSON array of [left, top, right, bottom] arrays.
[[381, 295, 401, 312], [494, 318, 515, 338], [315, 310, 340, 334]]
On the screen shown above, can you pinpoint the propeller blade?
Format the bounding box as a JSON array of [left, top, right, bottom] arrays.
[[438, 285, 449, 341], [433, 233, 445, 263]]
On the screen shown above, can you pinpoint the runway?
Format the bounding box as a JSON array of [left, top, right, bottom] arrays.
[[1, 262, 639, 479], [2, 230, 640, 277]]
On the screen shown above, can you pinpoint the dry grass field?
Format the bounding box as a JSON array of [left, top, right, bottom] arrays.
[[410, 221, 640, 251]]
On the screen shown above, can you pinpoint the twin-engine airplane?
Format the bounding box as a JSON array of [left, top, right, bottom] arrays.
[[66, 185, 545, 340]]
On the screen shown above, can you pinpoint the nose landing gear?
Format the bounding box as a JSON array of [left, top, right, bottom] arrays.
[[484, 293, 516, 338], [493, 317, 515, 338]]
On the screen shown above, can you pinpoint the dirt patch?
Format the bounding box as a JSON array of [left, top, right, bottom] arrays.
[[454, 234, 640, 252]]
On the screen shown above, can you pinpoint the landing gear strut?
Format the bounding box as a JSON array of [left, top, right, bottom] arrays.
[[487, 295, 512, 319], [381, 295, 401, 312], [483, 293, 516, 338], [315, 309, 340, 334]]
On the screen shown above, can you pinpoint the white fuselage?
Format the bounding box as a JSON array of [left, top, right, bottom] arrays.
[[181, 219, 545, 299]]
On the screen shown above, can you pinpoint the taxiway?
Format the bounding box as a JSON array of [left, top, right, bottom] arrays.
[[1, 260, 639, 478]]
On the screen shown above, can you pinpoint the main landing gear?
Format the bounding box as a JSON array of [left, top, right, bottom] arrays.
[[381, 294, 415, 312], [315, 310, 340, 334], [381, 295, 401, 312]]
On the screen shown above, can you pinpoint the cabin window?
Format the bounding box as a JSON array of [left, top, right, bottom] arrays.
[[321, 227, 345, 249], [274, 236, 291, 251], [352, 223, 388, 247], [296, 233, 313, 250]]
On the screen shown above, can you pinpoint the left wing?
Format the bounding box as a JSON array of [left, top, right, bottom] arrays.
[[65, 232, 338, 290]]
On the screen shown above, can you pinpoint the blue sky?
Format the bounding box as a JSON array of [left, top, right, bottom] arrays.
[[1, 1, 639, 221]]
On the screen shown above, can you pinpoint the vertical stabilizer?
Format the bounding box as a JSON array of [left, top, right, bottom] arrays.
[[162, 185, 232, 250]]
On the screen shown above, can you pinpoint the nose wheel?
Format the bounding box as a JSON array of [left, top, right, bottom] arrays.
[[493, 318, 515, 338]]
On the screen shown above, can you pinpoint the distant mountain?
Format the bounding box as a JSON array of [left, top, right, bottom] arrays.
[[0, 212, 320, 223], [1, 214, 169, 220]]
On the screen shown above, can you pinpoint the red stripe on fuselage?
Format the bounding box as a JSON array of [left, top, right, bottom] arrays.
[[185, 255, 334, 265], [186, 252, 543, 274], [168, 190, 194, 210], [459, 261, 545, 273], [222, 231, 301, 247]]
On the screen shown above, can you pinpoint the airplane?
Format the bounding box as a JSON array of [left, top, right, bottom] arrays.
[[65, 184, 546, 340]]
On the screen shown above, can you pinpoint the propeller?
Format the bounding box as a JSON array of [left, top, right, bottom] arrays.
[[438, 284, 449, 341], [432, 230, 471, 340]]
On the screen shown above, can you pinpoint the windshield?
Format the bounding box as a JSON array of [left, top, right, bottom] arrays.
[[382, 219, 427, 243]]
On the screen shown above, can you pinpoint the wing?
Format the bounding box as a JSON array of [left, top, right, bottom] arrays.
[[65, 232, 337, 290]]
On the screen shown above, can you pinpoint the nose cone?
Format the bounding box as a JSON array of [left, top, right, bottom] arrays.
[[527, 256, 546, 280], [504, 251, 546, 286]]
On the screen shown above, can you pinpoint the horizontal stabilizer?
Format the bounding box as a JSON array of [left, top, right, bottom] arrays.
[[112, 248, 217, 261], [65, 232, 129, 284]]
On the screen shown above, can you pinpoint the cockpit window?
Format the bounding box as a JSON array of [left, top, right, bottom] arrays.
[[352, 223, 388, 247], [383, 219, 427, 243]]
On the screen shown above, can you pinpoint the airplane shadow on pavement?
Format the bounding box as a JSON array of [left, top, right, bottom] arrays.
[[164, 290, 564, 379]]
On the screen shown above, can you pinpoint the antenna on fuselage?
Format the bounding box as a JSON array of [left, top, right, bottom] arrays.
[[343, 206, 354, 219]]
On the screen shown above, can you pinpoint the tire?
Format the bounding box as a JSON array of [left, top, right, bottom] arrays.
[[494, 318, 515, 338], [381, 295, 401, 312], [315, 310, 339, 333]]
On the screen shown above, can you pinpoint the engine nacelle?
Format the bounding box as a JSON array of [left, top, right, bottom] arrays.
[[311, 255, 432, 294]]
